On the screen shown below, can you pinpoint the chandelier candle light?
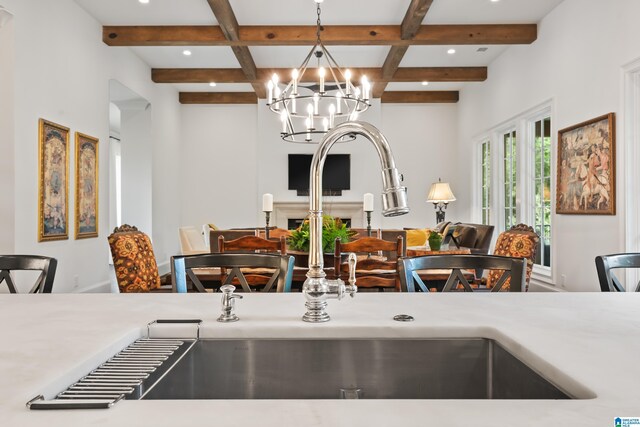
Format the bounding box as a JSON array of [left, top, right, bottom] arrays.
[[262, 193, 273, 239], [266, 0, 371, 143]]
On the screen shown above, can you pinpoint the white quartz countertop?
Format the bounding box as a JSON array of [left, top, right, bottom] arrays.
[[1, 292, 639, 426]]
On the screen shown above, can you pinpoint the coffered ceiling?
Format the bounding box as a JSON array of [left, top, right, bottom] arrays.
[[75, 0, 565, 104]]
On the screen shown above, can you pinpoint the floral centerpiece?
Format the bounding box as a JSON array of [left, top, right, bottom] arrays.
[[289, 215, 357, 253]]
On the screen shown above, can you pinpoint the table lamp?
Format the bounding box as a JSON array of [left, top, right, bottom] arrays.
[[426, 179, 456, 224]]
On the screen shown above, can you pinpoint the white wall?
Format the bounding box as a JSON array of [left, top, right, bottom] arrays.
[[0, 14, 14, 254], [380, 103, 460, 229], [457, 0, 640, 291], [179, 100, 458, 232], [179, 104, 259, 230], [120, 106, 153, 236], [3, 0, 182, 292]]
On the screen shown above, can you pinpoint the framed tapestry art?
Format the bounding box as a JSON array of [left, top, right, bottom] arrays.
[[38, 119, 70, 241], [75, 132, 99, 239], [556, 113, 615, 215]]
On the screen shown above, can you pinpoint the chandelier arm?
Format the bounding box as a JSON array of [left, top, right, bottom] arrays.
[[295, 43, 319, 85], [319, 48, 348, 102]]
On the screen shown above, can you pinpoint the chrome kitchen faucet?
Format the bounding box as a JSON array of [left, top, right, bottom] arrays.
[[302, 121, 409, 323]]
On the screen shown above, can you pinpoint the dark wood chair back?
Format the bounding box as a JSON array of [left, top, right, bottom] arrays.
[[379, 229, 407, 260], [171, 253, 295, 293], [0, 255, 57, 293], [219, 235, 286, 254], [399, 254, 526, 293], [209, 229, 256, 252], [334, 236, 404, 291], [595, 253, 640, 292], [349, 228, 379, 239]]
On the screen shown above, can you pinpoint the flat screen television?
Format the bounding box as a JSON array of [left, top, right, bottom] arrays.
[[288, 154, 350, 195]]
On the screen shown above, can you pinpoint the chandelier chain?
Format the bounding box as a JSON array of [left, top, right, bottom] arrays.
[[316, 3, 322, 44]]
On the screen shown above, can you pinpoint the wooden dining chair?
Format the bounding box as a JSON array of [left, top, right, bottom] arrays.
[[209, 229, 257, 252], [218, 235, 287, 289], [595, 253, 640, 292], [171, 253, 295, 293], [399, 254, 526, 293], [334, 236, 405, 291], [0, 255, 58, 293]]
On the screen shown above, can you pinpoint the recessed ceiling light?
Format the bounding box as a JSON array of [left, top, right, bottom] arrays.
[[182, 50, 192, 56], [139, 0, 150, 4], [447, 49, 456, 55], [421, 81, 429, 86], [209, 82, 217, 87], [491, 0, 500, 2]]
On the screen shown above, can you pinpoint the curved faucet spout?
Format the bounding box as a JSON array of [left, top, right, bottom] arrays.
[[302, 121, 410, 323]]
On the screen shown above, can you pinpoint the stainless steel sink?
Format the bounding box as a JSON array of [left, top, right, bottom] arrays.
[[142, 339, 573, 400]]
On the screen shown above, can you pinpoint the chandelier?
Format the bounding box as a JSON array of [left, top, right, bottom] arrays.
[[266, 0, 371, 143]]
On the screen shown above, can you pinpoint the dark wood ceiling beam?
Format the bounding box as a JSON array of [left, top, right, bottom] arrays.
[[151, 67, 487, 84], [179, 92, 257, 104], [179, 91, 457, 104], [381, 91, 459, 103], [374, 0, 434, 98], [414, 24, 537, 45], [205, 0, 265, 98], [103, 24, 537, 46]]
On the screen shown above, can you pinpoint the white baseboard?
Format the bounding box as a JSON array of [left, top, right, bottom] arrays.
[[157, 261, 170, 276], [529, 280, 564, 292], [79, 280, 113, 293]]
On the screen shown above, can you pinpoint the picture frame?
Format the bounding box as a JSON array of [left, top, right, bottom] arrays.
[[556, 113, 616, 215], [75, 132, 99, 239], [38, 119, 70, 241]]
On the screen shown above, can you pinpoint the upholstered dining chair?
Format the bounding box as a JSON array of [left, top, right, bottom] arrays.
[[334, 236, 405, 291], [0, 255, 58, 293], [595, 253, 640, 292], [399, 254, 526, 293], [171, 253, 295, 293], [486, 224, 540, 292], [108, 224, 163, 293]]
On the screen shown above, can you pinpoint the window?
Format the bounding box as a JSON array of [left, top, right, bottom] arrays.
[[533, 117, 552, 268], [480, 140, 491, 225], [503, 130, 517, 230]]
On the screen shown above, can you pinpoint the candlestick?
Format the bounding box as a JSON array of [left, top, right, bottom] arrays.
[[267, 80, 274, 104], [336, 92, 342, 114], [345, 69, 352, 96], [366, 211, 373, 237], [264, 211, 271, 240], [328, 103, 335, 129], [313, 93, 319, 115], [292, 69, 299, 95], [319, 67, 325, 93]]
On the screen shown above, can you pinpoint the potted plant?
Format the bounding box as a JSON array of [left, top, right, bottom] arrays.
[[288, 215, 357, 267], [428, 230, 443, 251]]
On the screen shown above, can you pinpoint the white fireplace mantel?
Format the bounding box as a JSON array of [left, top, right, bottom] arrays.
[[272, 201, 365, 229]]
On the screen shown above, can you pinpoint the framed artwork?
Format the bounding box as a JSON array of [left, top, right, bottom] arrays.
[[38, 119, 70, 241], [75, 132, 99, 239], [556, 113, 616, 215]]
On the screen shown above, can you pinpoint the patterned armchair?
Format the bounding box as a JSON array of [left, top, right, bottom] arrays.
[[486, 224, 540, 292], [108, 224, 161, 293]]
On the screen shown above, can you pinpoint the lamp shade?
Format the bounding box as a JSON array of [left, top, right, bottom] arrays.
[[426, 181, 456, 203]]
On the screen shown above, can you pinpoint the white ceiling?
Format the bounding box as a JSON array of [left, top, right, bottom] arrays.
[[75, 0, 566, 94]]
